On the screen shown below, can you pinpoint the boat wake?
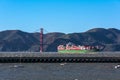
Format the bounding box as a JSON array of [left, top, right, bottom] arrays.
[[114, 64, 120, 69]]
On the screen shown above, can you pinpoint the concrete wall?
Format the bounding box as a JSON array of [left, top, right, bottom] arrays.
[[0, 52, 120, 63]]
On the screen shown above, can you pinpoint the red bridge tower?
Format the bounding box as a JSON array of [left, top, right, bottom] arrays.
[[40, 28, 43, 52]]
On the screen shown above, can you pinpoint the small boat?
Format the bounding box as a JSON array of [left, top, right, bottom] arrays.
[[10, 64, 24, 68], [14, 64, 24, 68], [74, 79, 78, 80], [60, 63, 67, 66]]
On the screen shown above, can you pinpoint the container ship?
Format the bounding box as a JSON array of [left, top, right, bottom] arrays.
[[57, 42, 102, 53]]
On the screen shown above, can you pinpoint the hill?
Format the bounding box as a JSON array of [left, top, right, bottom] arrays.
[[0, 28, 120, 52]]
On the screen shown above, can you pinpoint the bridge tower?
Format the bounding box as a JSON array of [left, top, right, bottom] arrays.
[[40, 28, 43, 52]]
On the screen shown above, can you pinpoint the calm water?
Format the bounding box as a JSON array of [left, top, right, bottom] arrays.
[[0, 63, 120, 80]]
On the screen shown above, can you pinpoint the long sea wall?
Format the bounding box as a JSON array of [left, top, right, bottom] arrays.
[[0, 52, 120, 63]]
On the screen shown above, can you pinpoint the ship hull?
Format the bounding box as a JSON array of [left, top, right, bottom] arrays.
[[58, 49, 98, 54]]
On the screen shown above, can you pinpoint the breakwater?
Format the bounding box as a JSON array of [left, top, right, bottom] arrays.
[[0, 52, 120, 63]]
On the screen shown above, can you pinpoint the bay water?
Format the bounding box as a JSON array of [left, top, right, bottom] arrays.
[[0, 63, 120, 80]]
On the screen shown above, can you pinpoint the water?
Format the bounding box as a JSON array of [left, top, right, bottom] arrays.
[[0, 63, 120, 80]]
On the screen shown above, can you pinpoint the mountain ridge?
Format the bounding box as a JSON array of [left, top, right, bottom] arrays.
[[0, 28, 120, 52]]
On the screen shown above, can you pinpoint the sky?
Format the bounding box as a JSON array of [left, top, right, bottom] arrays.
[[0, 0, 120, 33]]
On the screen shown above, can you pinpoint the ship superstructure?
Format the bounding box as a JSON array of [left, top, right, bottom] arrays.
[[57, 42, 102, 53]]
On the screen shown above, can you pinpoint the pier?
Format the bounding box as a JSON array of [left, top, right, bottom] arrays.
[[0, 52, 120, 63]]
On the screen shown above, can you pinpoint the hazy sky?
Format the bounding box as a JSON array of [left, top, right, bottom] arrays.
[[0, 0, 120, 33]]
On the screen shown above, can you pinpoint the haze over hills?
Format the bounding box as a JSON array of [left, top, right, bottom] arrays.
[[0, 28, 120, 52]]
